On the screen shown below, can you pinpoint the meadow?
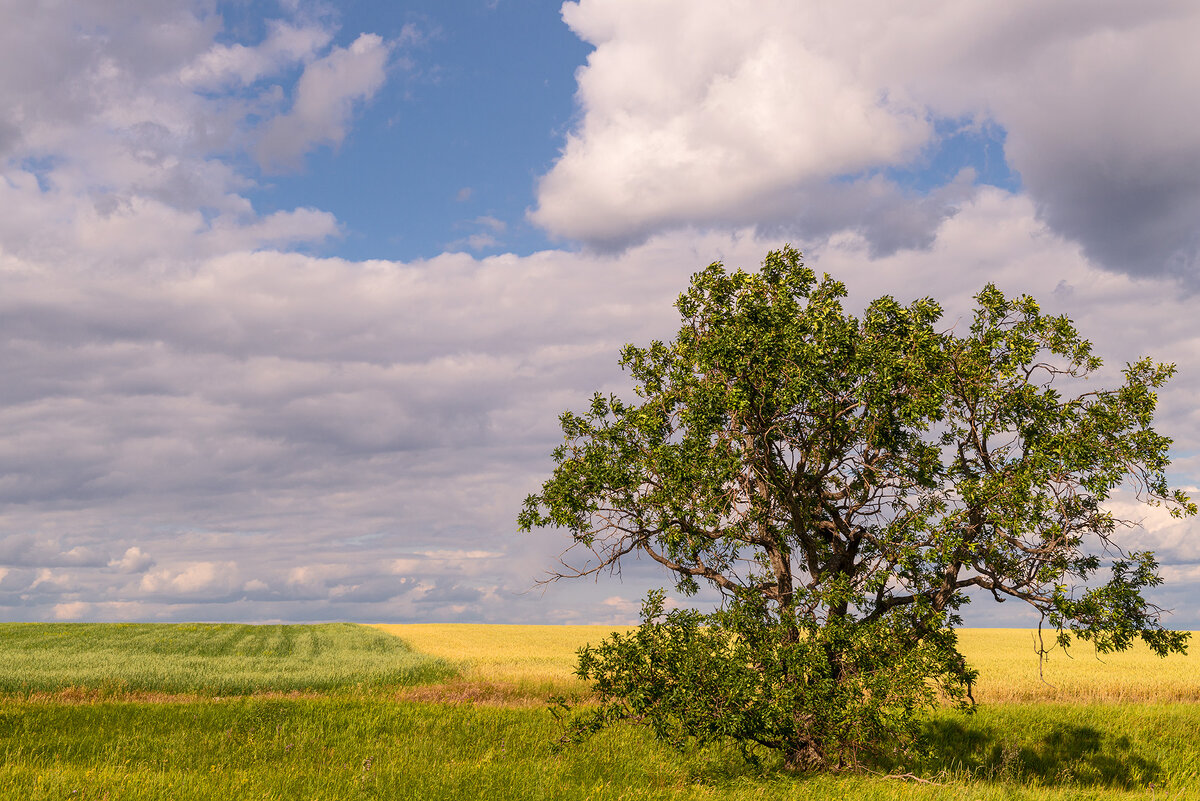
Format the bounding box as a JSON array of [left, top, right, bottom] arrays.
[[0, 623, 1197, 800]]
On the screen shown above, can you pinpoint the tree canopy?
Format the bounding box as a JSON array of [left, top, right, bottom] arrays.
[[518, 247, 1194, 770]]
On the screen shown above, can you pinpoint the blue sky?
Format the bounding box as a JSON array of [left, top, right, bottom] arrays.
[[1, 0, 1199, 628], [240, 0, 592, 261]]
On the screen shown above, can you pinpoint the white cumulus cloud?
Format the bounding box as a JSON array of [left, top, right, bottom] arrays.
[[139, 562, 240, 597], [110, 547, 156, 574], [535, 0, 1200, 277], [533, 0, 930, 248]]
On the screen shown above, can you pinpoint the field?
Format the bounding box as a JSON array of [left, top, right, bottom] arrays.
[[374, 624, 1200, 705], [0, 622, 452, 697], [0, 623, 1198, 800]]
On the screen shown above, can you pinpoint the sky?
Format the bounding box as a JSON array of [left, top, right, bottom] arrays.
[[2, 0, 1199, 628]]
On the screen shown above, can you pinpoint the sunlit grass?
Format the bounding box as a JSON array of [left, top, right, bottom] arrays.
[[0, 622, 452, 697]]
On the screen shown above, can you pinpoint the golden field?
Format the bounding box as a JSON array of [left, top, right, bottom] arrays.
[[372, 624, 1200, 705]]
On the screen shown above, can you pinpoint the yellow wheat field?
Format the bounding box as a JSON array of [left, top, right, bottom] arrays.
[[372, 624, 1200, 705], [955, 628, 1200, 703], [371, 624, 632, 702]]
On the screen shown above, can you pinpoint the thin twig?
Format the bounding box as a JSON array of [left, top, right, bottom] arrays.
[[864, 768, 946, 786]]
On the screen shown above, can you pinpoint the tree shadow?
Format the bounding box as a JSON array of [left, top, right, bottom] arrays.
[[915, 717, 1161, 789]]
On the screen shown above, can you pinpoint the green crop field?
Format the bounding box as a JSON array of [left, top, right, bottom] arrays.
[[1, 623, 1198, 800], [0, 622, 452, 697]]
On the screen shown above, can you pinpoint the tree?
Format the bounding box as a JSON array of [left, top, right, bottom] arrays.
[[518, 247, 1194, 771]]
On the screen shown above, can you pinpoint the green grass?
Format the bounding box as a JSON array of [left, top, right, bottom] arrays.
[[1, 698, 1197, 800], [1, 623, 1198, 800], [0, 622, 453, 696]]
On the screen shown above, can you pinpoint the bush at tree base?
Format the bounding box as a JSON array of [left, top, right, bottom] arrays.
[[555, 591, 975, 770]]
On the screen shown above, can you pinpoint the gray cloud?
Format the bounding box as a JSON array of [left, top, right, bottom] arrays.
[[1017, 153, 1200, 281], [928, 1, 1200, 280], [0, 536, 109, 568], [761, 172, 976, 260]]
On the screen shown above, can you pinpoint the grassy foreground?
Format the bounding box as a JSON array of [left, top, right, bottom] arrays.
[[0, 624, 1197, 800], [3, 698, 1199, 800]]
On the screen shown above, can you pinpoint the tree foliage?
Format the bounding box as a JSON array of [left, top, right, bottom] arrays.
[[519, 247, 1194, 770]]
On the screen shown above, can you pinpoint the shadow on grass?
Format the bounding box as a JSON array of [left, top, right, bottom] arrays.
[[553, 709, 1163, 790], [913, 717, 1161, 789]]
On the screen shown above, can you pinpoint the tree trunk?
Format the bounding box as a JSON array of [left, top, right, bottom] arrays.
[[785, 736, 827, 772]]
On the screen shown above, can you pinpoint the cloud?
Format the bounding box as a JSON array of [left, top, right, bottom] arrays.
[[256, 33, 391, 171], [391, 550, 505, 580], [0, 1, 235, 225], [0, 2, 386, 272], [139, 561, 241, 597], [54, 601, 90, 620], [7, 194, 1199, 624], [474, 216, 506, 233], [109, 547, 155, 573], [0, 217, 770, 620], [180, 19, 335, 88], [420, 549, 504, 560], [0, 536, 108, 568], [447, 216, 509, 252], [535, 0, 1200, 277], [879, 1, 1200, 280], [0, 1, 216, 153], [532, 0, 930, 250]]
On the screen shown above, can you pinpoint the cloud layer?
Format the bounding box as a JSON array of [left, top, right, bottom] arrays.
[[5, 191, 1198, 624], [1, 1, 1197, 626]]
